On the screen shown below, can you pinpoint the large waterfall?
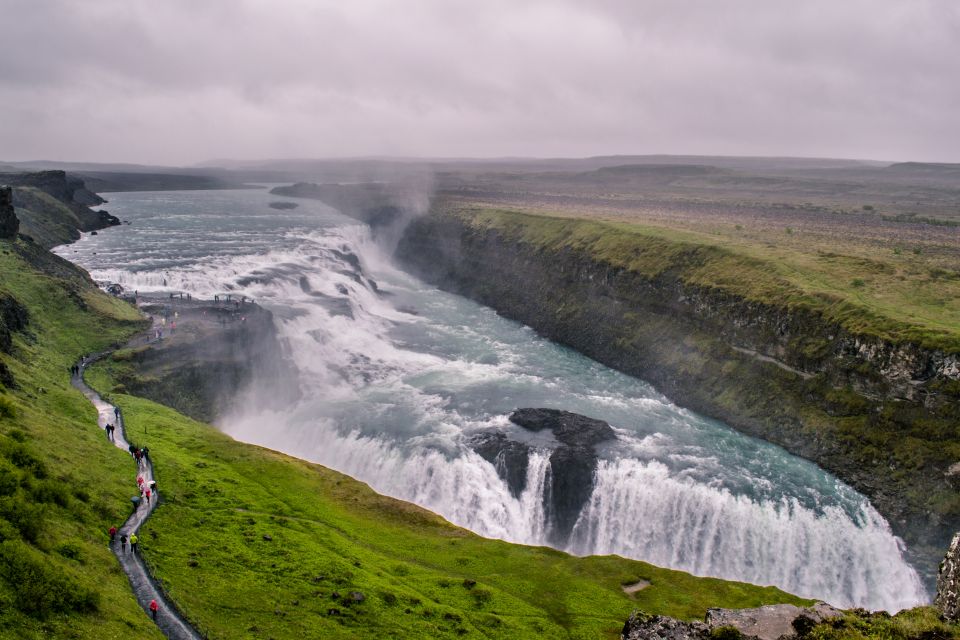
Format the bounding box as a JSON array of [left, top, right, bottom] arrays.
[[57, 187, 928, 611]]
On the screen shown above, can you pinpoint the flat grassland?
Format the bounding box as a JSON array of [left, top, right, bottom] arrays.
[[435, 162, 960, 352]]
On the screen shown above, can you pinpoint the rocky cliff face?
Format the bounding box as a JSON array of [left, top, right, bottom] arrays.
[[396, 211, 960, 580], [3, 170, 119, 247], [0, 186, 19, 239], [111, 297, 299, 423], [937, 533, 960, 622], [621, 603, 843, 640]]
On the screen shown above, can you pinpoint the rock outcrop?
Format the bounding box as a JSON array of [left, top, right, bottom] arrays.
[[468, 430, 530, 498], [622, 603, 843, 640], [0, 186, 19, 239], [469, 408, 616, 544], [4, 170, 119, 248], [936, 532, 960, 621]]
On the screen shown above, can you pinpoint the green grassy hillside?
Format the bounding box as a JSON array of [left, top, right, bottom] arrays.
[[0, 240, 159, 639]]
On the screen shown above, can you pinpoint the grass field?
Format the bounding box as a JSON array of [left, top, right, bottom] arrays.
[[441, 202, 960, 353]]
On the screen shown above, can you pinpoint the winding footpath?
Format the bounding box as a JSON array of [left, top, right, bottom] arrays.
[[72, 355, 204, 640]]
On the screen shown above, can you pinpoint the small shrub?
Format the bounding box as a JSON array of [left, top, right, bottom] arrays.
[[0, 464, 18, 497], [55, 541, 83, 562], [3, 443, 47, 479], [851, 278, 866, 288], [893, 247, 902, 255], [472, 588, 493, 607], [0, 396, 15, 420], [711, 626, 744, 640], [0, 540, 99, 618], [863, 205, 874, 211], [0, 495, 45, 543], [913, 247, 922, 255], [785, 227, 793, 235]]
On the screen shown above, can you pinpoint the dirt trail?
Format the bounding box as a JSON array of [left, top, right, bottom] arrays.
[[72, 354, 203, 640]]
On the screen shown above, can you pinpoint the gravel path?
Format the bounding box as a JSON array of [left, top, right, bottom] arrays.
[[72, 355, 204, 640]]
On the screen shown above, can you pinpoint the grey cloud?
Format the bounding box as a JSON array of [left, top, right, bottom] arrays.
[[0, 0, 958, 163]]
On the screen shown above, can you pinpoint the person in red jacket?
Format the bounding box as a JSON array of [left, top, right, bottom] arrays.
[[149, 599, 158, 620], [108, 525, 117, 544]]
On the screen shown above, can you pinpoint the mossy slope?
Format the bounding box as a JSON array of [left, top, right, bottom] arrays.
[[0, 239, 158, 639]]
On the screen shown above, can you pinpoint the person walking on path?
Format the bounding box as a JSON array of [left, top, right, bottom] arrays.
[[130, 533, 139, 555], [150, 599, 158, 621], [109, 526, 117, 544], [120, 534, 127, 553], [114, 406, 121, 421], [145, 488, 152, 503]]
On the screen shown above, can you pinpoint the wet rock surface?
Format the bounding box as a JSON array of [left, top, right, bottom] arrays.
[[468, 408, 616, 544], [510, 408, 615, 542], [622, 602, 843, 640], [622, 611, 710, 640], [509, 407, 615, 447], [936, 532, 960, 621], [468, 430, 531, 498]]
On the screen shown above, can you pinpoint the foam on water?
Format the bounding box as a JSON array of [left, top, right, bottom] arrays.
[[57, 188, 929, 610]]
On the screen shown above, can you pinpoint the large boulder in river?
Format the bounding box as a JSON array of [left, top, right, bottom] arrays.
[[509, 408, 615, 448], [936, 531, 960, 621], [0, 187, 19, 239], [510, 408, 615, 543], [468, 408, 616, 544]]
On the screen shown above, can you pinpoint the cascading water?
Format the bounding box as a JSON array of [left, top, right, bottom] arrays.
[[56, 187, 928, 611]]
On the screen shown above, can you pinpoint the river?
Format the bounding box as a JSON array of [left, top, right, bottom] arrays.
[[55, 187, 927, 610]]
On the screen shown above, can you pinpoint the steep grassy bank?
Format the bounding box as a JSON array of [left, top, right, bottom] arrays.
[[0, 239, 160, 639], [395, 204, 960, 579]]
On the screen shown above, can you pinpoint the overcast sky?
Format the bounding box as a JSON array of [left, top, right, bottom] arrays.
[[1, 0, 958, 165]]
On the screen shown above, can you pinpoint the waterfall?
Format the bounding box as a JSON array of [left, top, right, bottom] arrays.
[[61, 188, 929, 612]]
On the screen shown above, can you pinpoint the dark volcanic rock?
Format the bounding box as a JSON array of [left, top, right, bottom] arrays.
[[97, 209, 121, 227], [269, 201, 299, 210], [0, 186, 19, 239], [510, 408, 616, 543], [468, 431, 531, 498], [509, 408, 615, 448], [622, 611, 709, 640], [622, 603, 843, 640], [936, 532, 960, 621]]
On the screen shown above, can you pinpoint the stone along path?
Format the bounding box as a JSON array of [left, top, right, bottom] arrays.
[[72, 357, 203, 640]]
